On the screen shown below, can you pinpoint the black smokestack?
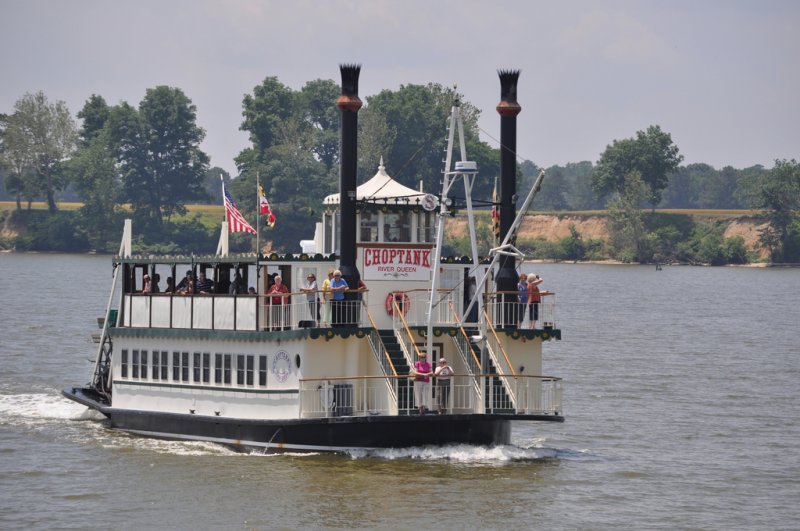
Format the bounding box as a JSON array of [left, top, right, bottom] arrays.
[[496, 69, 521, 328], [337, 64, 362, 310]]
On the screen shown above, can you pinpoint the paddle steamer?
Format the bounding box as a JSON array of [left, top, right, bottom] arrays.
[[63, 65, 563, 452]]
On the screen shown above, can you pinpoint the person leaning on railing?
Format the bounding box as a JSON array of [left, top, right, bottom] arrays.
[[329, 270, 349, 328]]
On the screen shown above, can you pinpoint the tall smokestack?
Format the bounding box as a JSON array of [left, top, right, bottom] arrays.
[[337, 64, 362, 315], [496, 69, 521, 328]]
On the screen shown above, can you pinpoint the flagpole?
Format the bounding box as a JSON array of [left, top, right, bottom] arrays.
[[255, 171, 260, 298], [216, 174, 229, 256]]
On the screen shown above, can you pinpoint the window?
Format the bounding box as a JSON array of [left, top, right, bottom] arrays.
[[193, 352, 201, 382], [152, 351, 160, 380], [160, 351, 169, 380], [121, 349, 128, 378], [181, 352, 189, 382], [246, 355, 254, 386], [418, 211, 435, 243], [140, 350, 148, 380], [237, 354, 245, 385], [202, 353, 210, 383], [359, 210, 378, 242], [215, 354, 222, 384], [223, 354, 232, 384], [132, 350, 140, 379], [173, 351, 180, 381], [259, 355, 267, 386]]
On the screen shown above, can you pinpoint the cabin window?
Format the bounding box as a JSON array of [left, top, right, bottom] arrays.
[[140, 350, 148, 380], [152, 351, 160, 380], [214, 354, 222, 384], [121, 349, 128, 378], [246, 355, 254, 386], [193, 352, 201, 383], [173, 351, 180, 381], [202, 353, 210, 383], [383, 211, 411, 242], [181, 352, 189, 382], [223, 354, 232, 384], [237, 355, 245, 385], [132, 350, 140, 379], [259, 355, 267, 386], [418, 212, 435, 243], [359, 210, 378, 242], [160, 350, 169, 380]]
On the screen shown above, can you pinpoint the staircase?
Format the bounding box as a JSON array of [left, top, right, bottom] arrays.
[[377, 330, 414, 414]]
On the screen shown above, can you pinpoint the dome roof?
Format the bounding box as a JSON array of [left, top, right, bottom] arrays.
[[323, 158, 427, 205]]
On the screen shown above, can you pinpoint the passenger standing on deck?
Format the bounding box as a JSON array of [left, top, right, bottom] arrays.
[[413, 352, 433, 415], [329, 270, 349, 328], [142, 274, 152, 294], [434, 358, 453, 414], [300, 273, 320, 326], [526, 273, 544, 329], [267, 275, 290, 331], [179, 274, 195, 295], [176, 270, 192, 291], [517, 273, 528, 328], [321, 269, 334, 326]]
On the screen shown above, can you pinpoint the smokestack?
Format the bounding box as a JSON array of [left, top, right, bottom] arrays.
[[496, 69, 521, 328], [337, 64, 362, 314]]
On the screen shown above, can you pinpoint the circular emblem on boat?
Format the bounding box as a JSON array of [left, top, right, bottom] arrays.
[[272, 350, 292, 383], [421, 194, 437, 211]]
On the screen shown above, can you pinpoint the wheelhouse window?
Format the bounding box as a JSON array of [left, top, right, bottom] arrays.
[[359, 210, 378, 242], [383, 211, 411, 242]]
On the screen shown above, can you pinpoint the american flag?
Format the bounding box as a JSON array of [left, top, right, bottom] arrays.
[[223, 184, 257, 234]]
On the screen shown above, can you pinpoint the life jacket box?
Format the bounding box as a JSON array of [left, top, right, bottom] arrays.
[[333, 384, 353, 416], [298, 320, 315, 328]]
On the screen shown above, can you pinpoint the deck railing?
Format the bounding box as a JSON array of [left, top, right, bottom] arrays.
[[121, 289, 556, 332], [298, 374, 562, 418]]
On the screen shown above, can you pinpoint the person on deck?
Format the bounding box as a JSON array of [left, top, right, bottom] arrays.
[[412, 352, 433, 415], [526, 273, 544, 329], [300, 273, 320, 326], [321, 269, 334, 326], [179, 274, 195, 295], [434, 358, 454, 414], [195, 271, 214, 294], [176, 270, 193, 291], [142, 274, 152, 294], [164, 277, 176, 293], [329, 270, 349, 328], [267, 275, 290, 331], [517, 273, 528, 328]]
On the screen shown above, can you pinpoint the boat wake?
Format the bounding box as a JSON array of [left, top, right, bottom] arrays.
[[346, 441, 562, 463], [0, 391, 96, 426]]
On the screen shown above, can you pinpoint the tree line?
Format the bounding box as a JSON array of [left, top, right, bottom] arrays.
[[1, 80, 798, 263]]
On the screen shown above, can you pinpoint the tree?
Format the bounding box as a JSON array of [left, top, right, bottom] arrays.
[[746, 159, 800, 262], [593, 125, 683, 208], [202, 167, 231, 204], [607, 171, 650, 262], [110, 87, 209, 225], [0, 92, 77, 211]]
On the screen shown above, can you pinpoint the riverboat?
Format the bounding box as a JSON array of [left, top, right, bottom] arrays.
[[62, 66, 563, 453]]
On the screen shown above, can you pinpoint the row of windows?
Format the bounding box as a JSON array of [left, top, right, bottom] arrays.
[[120, 349, 268, 387]]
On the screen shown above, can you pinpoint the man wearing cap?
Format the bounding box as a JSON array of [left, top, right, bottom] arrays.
[[412, 352, 433, 415], [434, 358, 454, 414]]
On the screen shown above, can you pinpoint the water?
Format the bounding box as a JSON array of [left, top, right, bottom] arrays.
[[1, 253, 798, 530]]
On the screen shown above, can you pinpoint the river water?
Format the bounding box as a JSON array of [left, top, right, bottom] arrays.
[[1, 253, 798, 530]]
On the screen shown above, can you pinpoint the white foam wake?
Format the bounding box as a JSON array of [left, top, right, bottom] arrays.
[[0, 392, 94, 424]]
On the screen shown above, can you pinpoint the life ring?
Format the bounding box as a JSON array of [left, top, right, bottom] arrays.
[[385, 292, 410, 316]]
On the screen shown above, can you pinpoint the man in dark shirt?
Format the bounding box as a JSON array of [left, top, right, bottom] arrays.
[[176, 270, 193, 291], [195, 271, 214, 294]]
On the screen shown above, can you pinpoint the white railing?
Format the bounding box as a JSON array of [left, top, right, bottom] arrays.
[[122, 292, 367, 332], [391, 289, 459, 327], [298, 374, 562, 417], [484, 292, 557, 330]]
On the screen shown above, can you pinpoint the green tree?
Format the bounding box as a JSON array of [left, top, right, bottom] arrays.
[[607, 171, 650, 262], [593, 125, 683, 208], [111, 87, 209, 226], [0, 91, 77, 211], [745, 159, 800, 262], [202, 167, 231, 204]]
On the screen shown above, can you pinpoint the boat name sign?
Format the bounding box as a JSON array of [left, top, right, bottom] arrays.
[[363, 247, 432, 281]]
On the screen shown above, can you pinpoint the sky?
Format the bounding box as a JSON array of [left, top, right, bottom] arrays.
[[2, 0, 798, 177]]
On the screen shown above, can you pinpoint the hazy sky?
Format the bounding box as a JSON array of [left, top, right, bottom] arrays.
[[2, 0, 798, 177]]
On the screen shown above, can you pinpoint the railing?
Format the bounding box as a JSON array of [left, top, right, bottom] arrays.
[[391, 297, 426, 365], [365, 311, 398, 384], [122, 289, 556, 332], [298, 374, 562, 417], [122, 291, 367, 332], [483, 291, 557, 330], [483, 309, 519, 408]]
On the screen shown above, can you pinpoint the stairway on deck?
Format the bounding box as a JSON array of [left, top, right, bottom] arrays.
[[378, 330, 414, 414], [461, 326, 515, 414]]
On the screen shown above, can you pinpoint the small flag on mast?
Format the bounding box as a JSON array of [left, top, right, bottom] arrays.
[[224, 184, 257, 234], [258, 184, 277, 228], [491, 176, 500, 240]]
